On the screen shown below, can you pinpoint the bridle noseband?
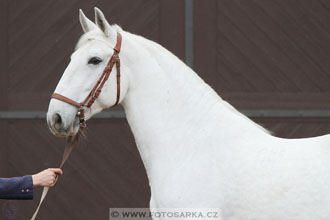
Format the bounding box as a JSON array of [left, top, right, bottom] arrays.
[[52, 32, 122, 128]]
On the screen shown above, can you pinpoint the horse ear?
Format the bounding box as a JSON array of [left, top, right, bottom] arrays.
[[79, 9, 97, 33], [94, 7, 116, 38]]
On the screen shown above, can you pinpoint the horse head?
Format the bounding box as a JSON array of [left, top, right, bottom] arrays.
[[47, 8, 129, 137]]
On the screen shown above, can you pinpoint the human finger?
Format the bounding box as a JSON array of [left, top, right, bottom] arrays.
[[49, 168, 63, 175]]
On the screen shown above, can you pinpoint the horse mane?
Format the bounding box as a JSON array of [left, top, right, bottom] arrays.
[[127, 32, 271, 135], [75, 26, 271, 135]]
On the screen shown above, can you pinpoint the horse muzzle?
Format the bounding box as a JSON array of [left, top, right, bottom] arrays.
[[47, 102, 80, 138]]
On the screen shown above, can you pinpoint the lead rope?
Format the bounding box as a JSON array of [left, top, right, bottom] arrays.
[[31, 128, 83, 220]]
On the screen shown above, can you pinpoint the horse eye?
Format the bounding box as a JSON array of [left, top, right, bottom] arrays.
[[88, 57, 102, 65]]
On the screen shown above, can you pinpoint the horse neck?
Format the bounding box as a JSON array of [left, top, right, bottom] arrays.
[[120, 34, 267, 178]]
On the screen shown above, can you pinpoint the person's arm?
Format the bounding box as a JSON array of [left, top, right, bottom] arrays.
[[0, 168, 63, 200], [0, 175, 34, 200]]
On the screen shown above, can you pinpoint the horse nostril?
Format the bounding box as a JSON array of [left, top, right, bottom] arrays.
[[54, 113, 63, 130]]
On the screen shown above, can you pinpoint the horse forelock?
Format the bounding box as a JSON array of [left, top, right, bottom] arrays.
[[75, 24, 123, 51], [75, 30, 109, 50], [111, 24, 123, 32]]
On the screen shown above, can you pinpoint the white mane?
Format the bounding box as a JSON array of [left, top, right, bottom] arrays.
[[123, 31, 270, 134]]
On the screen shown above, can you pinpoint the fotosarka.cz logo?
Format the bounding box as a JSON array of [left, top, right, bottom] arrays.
[[109, 208, 222, 220]]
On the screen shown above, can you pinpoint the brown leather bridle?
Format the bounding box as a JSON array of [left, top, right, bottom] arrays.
[[51, 32, 122, 129]]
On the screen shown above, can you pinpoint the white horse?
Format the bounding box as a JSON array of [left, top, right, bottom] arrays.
[[47, 8, 330, 220]]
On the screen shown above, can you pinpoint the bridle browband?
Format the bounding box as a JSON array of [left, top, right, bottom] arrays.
[[51, 32, 122, 128]]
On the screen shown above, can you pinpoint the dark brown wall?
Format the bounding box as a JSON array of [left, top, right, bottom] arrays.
[[0, 0, 330, 219], [194, 0, 330, 110]]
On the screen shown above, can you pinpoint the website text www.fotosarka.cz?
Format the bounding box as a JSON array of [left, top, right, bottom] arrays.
[[109, 208, 222, 220]]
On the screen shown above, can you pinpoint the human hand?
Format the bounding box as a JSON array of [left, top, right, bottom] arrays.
[[32, 168, 63, 187]]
